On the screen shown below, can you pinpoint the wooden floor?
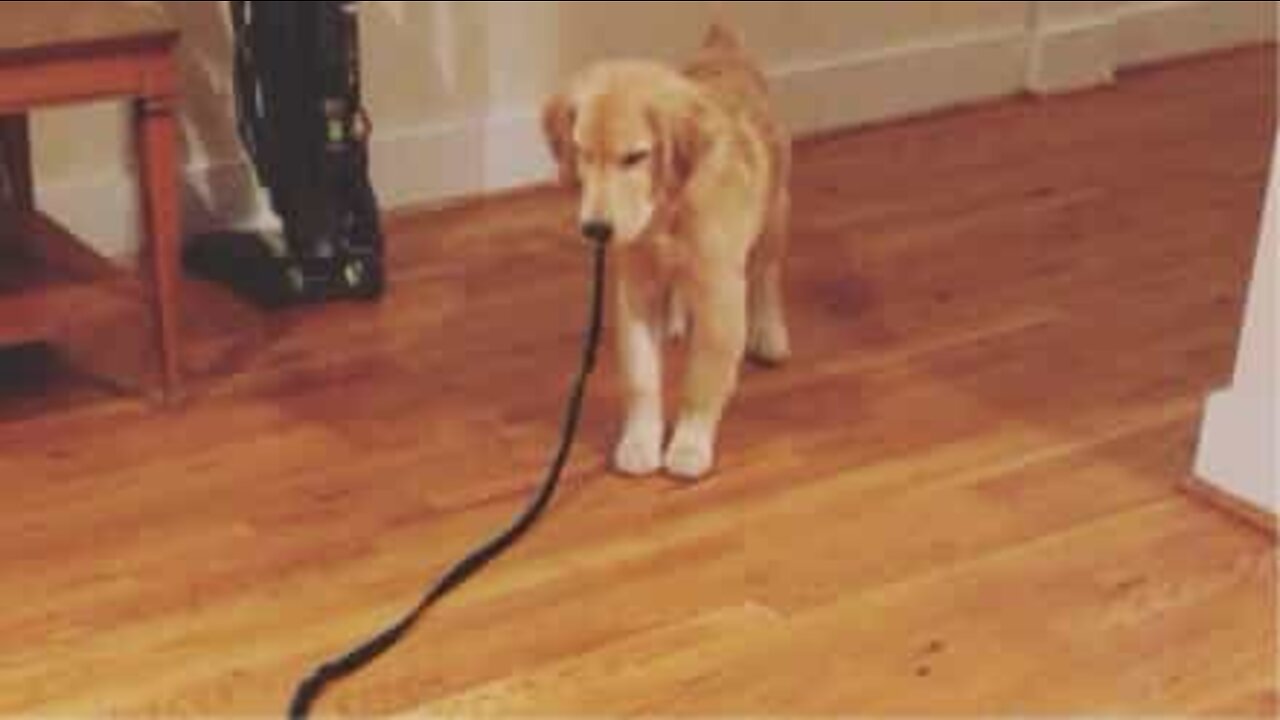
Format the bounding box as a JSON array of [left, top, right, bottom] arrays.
[[2, 48, 1276, 716]]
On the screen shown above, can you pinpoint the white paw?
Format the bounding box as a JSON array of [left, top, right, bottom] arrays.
[[748, 320, 791, 366], [613, 419, 663, 477], [667, 314, 689, 342], [664, 422, 716, 480], [667, 301, 689, 342]]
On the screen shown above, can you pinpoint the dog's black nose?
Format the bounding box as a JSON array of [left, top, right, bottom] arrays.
[[580, 220, 614, 245]]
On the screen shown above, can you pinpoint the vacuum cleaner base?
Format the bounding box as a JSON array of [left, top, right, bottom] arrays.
[[184, 232, 384, 309]]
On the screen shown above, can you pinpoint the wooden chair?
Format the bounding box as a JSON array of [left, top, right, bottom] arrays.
[[0, 1, 182, 401]]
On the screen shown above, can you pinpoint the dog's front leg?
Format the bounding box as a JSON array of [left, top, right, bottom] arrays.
[[666, 272, 747, 480], [613, 275, 665, 477]]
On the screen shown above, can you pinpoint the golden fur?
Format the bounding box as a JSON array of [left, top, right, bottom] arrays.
[[542, 23, 792, 480]]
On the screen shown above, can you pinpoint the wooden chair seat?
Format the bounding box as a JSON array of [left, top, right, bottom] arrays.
[[0, 2, 174, 59]]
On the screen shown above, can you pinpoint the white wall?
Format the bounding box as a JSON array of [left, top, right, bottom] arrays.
[[1196, 130, 1278, 516], [23, 1, 1278, 259]]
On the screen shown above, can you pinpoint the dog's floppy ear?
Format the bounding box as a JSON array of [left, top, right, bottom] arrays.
[[648, 97, 711, 201], [542, 92, 578, 186]]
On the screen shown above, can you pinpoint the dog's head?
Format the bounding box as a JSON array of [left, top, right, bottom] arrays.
[[543, 62, 710, 246]]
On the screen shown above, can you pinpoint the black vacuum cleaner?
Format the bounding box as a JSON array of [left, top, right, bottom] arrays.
[[184, 0, 385, 308]]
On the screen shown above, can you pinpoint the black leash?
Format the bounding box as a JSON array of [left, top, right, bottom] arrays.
[[288, 241, 609, 718]]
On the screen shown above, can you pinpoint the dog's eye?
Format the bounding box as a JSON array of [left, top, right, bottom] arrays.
[[621, 150, 650, 168]]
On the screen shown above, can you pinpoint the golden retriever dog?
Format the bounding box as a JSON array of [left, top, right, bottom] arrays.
[[542, 21, 791, 480]]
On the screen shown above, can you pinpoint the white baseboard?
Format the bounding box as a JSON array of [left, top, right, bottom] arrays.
[[35, 157, 278, 262], [1026, 13, 1119, 94], [36, 5, 1273, 258], [374, 27, 1032, 200], [1025, 0, 1277, 95], [768, 28, 1030, 135], [36, 112, 550, 261], [36, 172, 140, 262], [41, 27, 1032, 258], [368, 110, 552, 210], [1117, 0, 1277, 69]]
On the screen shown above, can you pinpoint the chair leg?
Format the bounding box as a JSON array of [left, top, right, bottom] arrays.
[[0, 113, 33, 212], [135, 95, 183, 402]]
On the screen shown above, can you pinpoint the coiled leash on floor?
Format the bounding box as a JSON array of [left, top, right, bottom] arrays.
[[288, 240, 609, 718]]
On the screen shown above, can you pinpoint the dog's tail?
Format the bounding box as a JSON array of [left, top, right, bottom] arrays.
[[703, 3, 747, 53]]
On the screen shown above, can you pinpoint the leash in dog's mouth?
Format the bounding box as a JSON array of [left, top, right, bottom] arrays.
[[287, 240, 609, 719]]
